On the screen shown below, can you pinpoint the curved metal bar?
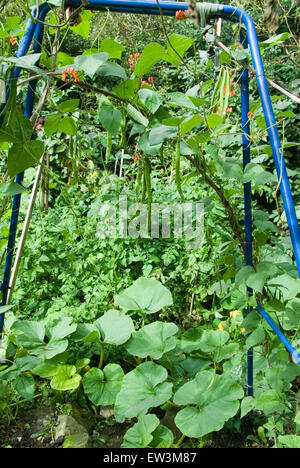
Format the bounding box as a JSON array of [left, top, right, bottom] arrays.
[[257, 304, 300, 364], [216, 3, 300, 277]]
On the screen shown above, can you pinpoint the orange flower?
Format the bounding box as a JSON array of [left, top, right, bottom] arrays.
[[132, 155, 138, 163], [61, 68, 79, 83], [175, 10, 188, 19], [141, 80, 151, 86], [9, 37, 16, 46], [148, 76, 154, 83], [216, 107, 221, 115], [230, 89, 236, 96], [225, 107, 233, 113]]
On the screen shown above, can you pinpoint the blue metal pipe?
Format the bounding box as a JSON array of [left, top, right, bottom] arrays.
[[240, 33, 253, 395], [217, 4, 300, 276], [0, 5, 50, 335], [257, 304, 300, 364]]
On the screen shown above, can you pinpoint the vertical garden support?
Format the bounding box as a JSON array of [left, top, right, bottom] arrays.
[[0, 2, 299, 384]]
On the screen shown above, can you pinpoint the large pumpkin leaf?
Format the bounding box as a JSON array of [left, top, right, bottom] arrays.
[[83, 364, 124, 406], [114, 277, 173, 314], [94, 309, 134, 345], [114, 362, 173, 422], [13, 320, 45, 349], [50, 365, 81, 391], [121, 414, 160, 448], [125, 321, 178, 360], [12, 374, 35, 400], [174, 369, 244, 438], [198, 329, 229, 353]]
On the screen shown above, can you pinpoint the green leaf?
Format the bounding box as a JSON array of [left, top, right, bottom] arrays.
[[58, 99, 80, 113], [97, 62, 127, 80], [178, 327, 203, 353], [134, 43, 165, 76], [94, 309, 134, 345], [113, 78, 140, 99], [174, 370, 244, 438], [98, 105, 122, 136], [74, 52, 109, 78], [58, 116, 77, 136], [8, 140, 44, 178], [0, 111, 32, 143], [138, 131, 162, 155], [180, 115, 203, 135], [12, 374, 35, 400], [70, 10, 93, 40], [100, 39, 125, 60], [33, 338, 69, 360], [46, 317, 77, 341], [83, 364, 124, 406], [167, 92, 197, 110], [255, 389, 284, 414], [278, 435, 300, 448], [206, 113, 223, 128], [115, 362, 173, 422], [114, 277, 173, 314], [215, 343, 240, 362], [198, 329, 229, 353], [13, 320, 45, 349], [165, 34, 194, 67], [32, 360, 60, 378], [50, 365, 81, 391], [246, 325, 265, 349], [122, 414, 160, 448], [126, 321, 178, 359], [72, 323, 100, 344], [0, 182, 26, 196], [240, 396, 255, 418], [138, 89, 163, 114], [44, 113, 61, 136], [267, 274, 300, 301], [149, 425, 174, 448]]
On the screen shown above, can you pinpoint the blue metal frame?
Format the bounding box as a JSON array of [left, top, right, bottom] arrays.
[[0, 2, 299, 391]]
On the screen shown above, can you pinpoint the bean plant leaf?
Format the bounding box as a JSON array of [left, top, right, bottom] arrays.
[[8, 140, 44, 178], [121, 414, 160, 448], [125, 321, 178, 359], [138, 89, 163, 114], [134, 43, 165, 76], [174, 369, 244, 438], [98, 105, 122, 136], [114, 362, 173, 422], [83, 364, 124, 406], [114, 277, 173, 314], [74, 52, 109, 78]]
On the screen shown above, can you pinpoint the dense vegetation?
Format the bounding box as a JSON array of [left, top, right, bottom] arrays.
[[0, 0, 299, 449]]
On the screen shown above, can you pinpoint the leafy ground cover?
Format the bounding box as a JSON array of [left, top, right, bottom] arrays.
[[0, 0, 299, 449]]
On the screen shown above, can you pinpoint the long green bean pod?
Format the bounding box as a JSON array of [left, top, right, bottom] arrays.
[[105, 131, 112, 163], [175, 136, 184, 202], [144, 156, 152, 232]]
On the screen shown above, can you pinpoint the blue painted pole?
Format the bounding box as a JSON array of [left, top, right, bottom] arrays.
[[0, 5, 50, 335], [257, 304, 300, 364], [217, 4, 300, 276], [240, 33, 253, 395]]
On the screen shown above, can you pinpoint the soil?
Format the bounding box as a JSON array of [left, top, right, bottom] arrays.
[[0, 405, 256, 449]]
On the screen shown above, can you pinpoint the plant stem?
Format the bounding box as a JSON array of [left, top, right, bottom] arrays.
[[98, 344, 105, 369]]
